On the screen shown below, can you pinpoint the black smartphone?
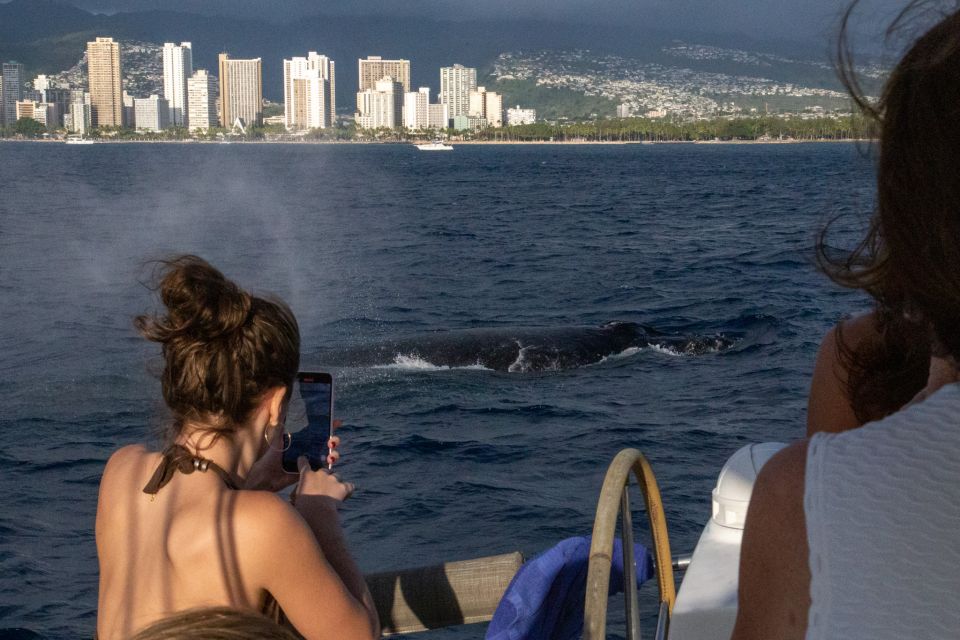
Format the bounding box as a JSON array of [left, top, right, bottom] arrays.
[[282, 371, 334, 473]]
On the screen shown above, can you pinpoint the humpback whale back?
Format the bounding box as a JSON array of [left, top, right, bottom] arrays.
[[313, 322, 733, 373]]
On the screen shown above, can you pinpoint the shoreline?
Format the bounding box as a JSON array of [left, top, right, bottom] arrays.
[[1, 137, 871, 146]]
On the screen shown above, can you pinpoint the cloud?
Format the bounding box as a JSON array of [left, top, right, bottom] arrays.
[[64, 0, 889, 39]]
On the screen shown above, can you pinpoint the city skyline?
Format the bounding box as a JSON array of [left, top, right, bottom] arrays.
[[1, 31, 526, 134], [0, 0, 881, 139], [1, 29, 864, 136]]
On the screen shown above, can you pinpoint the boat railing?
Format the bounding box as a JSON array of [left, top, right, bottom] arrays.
[[584, 448, 676, 640], [363, 447, 676, 637], [366, 551, 523, 635]]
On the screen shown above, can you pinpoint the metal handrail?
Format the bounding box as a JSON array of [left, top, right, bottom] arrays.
[[583, 448, 676, 640]]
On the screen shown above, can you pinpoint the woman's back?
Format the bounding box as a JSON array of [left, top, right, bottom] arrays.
[[96, 256, 377, 640], [804, 382, 960, 639], [96, 445, 267, 638]]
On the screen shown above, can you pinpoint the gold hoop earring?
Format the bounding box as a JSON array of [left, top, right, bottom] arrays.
[[265, 425, 293, 452]]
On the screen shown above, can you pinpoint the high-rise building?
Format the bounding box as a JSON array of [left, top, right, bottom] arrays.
[[355, 77, 403, 129], [15, 100, 35, 122], [163, 42, 193, 127], [187, 69, 218, 131], [468, 86, 503, 128], [403, 87, 430, 130], [427, 103, 449, 130], [284, 52, 335, 130], [486, 92, 503, 128], [86, 37, 123, 128], [69, 92, 92, 134], [122, 91, 135, 128], [403, 87, 448, 130], [439, 64, 477, 120], [134, 95, 170, 132], [2, 61, 25, 126], [33, 76, 70, 127], [218, 53, 262, 128], [17, 100, 56, 127], [358, 56, 410, 93]]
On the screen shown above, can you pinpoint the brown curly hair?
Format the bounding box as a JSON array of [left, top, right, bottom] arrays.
[[136, 255, 300, 441]]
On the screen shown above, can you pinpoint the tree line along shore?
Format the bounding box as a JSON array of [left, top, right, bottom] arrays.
[[1, 114, 873, 143]]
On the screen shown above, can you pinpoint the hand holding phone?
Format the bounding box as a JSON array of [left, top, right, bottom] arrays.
[[282, 372, 334, 473]]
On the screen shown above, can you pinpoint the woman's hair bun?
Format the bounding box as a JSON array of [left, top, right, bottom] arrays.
[[136, 255, 252, 343]]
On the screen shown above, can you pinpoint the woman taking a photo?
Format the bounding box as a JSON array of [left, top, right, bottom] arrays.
[[96, 255, 379, 640]]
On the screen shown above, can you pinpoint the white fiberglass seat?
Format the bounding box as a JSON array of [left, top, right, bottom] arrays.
[[669, 442, 787, 640]]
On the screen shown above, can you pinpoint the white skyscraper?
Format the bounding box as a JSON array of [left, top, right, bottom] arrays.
[[356, 77, 403, 129], [67, 90, 92, 133], [134, 94, 170, 132], [283, 52, 336, 130], [163, 42, 193, 127], [468, 86, 503, 128], [439, 64, 477, 120], [427, 103, 449, 130], [403, 87, 430, 130], [403, 87, 449, 130], [187, 69, 218, 131]]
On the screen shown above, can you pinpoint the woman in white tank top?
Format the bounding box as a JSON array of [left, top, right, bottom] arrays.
[[731, 4, 960, 639]]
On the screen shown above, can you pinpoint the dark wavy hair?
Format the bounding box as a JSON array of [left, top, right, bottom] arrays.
[[136, 255, 300, 441], [818, 1, 960, 421]]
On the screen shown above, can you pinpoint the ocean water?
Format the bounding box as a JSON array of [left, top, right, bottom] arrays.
[[0, 141, 874, 638]]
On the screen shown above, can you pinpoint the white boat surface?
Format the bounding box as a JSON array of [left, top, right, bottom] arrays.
[[416, 139, 453, 151], [669, 442, 786, 640], [64, 135, 94, 145]]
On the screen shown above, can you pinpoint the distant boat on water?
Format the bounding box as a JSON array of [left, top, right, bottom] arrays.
[[64, 135, 94, 145], [416, 139, 453, 151]]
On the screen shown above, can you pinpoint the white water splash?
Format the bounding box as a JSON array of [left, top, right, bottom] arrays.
[[507, 342, 533, 373], [647, 344, 686, 357], [374, 354, 492, 371], [594, 346, 645, 365]]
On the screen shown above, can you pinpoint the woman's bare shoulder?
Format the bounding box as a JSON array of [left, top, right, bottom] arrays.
[[818, 311, 881, 362], [101, 445, 156, 485], [837, 310, 881, 344], [232, 490, 306, 541], [806, 310, 882, 436], [731, 441, 810, 640]]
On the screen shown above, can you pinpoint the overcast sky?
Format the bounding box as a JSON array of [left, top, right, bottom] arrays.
[[66, 0, 909, 41]]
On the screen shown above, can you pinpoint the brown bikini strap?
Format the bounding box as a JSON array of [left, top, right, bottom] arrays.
[[142, 444, 241, 495]]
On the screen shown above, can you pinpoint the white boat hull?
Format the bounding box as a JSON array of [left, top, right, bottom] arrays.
[[670, 442, 786, 640]]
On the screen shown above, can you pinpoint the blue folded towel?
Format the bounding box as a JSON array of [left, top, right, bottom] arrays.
[[485, 536, 654, 640]]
